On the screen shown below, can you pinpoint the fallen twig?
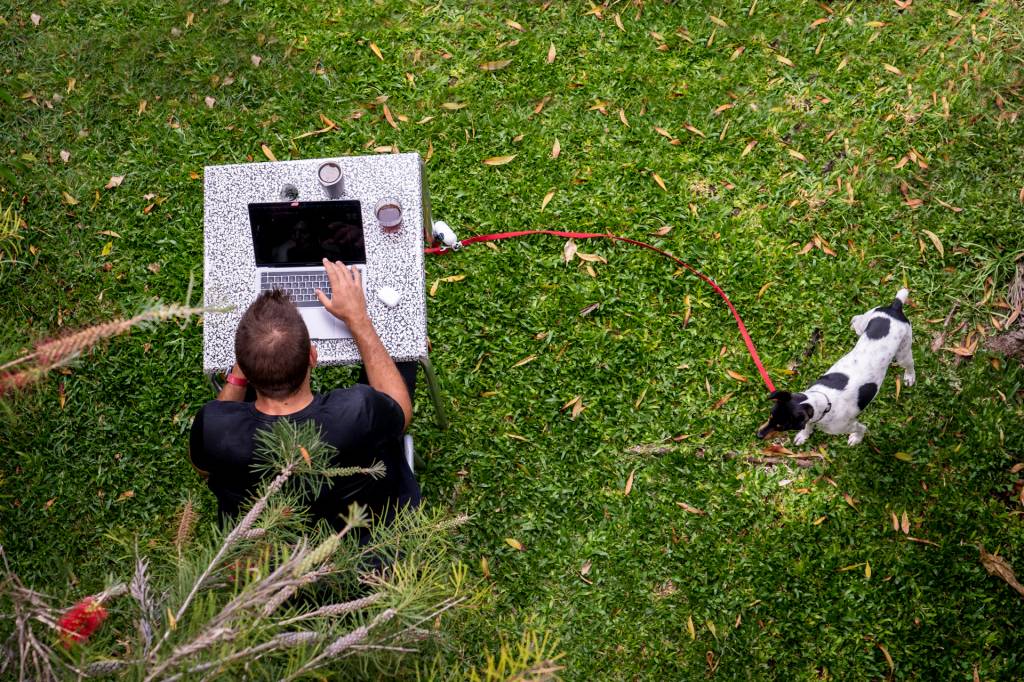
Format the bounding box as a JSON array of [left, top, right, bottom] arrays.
[[930, 303, 959, 353], [745, 456, 821, 469]]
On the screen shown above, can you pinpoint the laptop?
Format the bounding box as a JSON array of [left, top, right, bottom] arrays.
[[248, 200, 366, 339]]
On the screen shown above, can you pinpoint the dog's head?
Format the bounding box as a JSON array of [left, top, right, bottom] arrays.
[[756, 391, 813, 439]]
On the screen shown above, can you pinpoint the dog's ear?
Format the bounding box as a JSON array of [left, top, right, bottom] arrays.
[[768, 390, 791, 402], [851, 313, 868, 336], [800, 403, 814, 419]]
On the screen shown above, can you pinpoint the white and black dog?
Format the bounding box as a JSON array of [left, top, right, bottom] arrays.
[[756, 289, 915, 446]]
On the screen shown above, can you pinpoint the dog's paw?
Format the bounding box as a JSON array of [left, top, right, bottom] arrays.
[[902, 370, 916, 387], [847, 432, 864, 446], [793, 432, 810, 446]]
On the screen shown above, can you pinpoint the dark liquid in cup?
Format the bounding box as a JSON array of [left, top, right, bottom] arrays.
[[377, 204, 402, 232]]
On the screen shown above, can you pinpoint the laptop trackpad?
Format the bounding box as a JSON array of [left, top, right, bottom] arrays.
[[300, 308, 343, 339]]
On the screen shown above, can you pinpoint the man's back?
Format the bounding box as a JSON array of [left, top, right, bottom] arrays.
[[190, 385, 416, 533]]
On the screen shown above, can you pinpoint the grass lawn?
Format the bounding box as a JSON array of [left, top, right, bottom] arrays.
[[3, 0, 1024, 678]]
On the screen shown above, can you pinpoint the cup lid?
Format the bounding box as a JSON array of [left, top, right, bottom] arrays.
[[318, 162, 342, 184]]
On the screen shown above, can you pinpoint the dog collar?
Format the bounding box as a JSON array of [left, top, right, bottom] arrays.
[[805, 390, 832, 423]]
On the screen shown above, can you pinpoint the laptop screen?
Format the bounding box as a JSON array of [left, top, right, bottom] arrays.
[[248, 200, 366, 267]]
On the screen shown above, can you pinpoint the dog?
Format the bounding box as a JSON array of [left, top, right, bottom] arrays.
[[756, 288, 915, 446]]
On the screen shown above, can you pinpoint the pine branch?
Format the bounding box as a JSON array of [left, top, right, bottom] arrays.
[[323, 461, 386, 479], [146, 462, 296, 670]]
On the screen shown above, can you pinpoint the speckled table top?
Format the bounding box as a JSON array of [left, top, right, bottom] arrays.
[[203, 153, 430, 373]]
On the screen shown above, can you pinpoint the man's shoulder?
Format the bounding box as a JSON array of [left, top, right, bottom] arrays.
[[318, 385, 403, 433], [318, 384, 378, 408], [197, 398, 256, 423]]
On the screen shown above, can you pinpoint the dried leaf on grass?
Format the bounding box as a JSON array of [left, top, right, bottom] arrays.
[[541, 189, 556, 211], [710, 392, 734, 410], [480, 60, 512, 72], [878, 644, 894, 676], [676, 501, 706, 516], [562, 239, 577, 262], [561, 395, 585, 419], [921, 229, 944, 257], [980, 546, 1024, 598]]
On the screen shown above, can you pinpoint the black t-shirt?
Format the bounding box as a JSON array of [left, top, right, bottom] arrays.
[[189, 385, 418, 533]]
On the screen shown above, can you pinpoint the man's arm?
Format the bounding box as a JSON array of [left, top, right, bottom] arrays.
[[216, 363, 248, 402], [315, 258, 413, 430]]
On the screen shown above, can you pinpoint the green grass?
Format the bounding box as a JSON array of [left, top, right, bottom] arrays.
[[3, 0, 1024, 678]]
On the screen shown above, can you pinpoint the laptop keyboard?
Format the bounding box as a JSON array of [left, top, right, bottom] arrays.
[[260, 267, 364, 308]]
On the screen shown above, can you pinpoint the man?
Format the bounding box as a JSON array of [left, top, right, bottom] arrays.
[[189, 258, 418, 539]]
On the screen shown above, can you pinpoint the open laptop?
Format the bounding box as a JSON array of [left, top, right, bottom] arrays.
[[248, 200, 366, 339]]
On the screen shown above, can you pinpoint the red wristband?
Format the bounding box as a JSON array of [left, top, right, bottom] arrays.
[[225, 373, 248, 387]]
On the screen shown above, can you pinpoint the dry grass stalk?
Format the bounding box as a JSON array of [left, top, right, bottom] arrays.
[[161, 631, 322, 682], [278, 592, 384, 626], [168, 627, 235, 659], [1008, 261, 1024, 312], [174, 499, 198, 556], [986, 262, 1024, 361], [0, 304, 213, 397], [130, 557, 156, 653], [287, 608, 398, 679]]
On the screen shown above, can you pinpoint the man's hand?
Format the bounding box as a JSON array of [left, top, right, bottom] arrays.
[[314, 258, 412, 430], [315, 258, 369, 326]]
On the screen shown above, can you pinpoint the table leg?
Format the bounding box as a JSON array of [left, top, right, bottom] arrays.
[[419, 354, 449, 430]]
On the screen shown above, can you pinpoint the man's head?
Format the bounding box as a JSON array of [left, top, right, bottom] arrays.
[[235, 290, 314, 399]]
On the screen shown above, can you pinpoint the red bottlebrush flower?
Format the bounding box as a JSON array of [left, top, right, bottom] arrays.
[[57, 596, 108, 648]]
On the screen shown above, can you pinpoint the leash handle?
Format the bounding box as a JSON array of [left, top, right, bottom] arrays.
[[425, 229, 776, 393]]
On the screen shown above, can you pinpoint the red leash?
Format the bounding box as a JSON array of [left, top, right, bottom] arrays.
[[425, 229, 776, 393]]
